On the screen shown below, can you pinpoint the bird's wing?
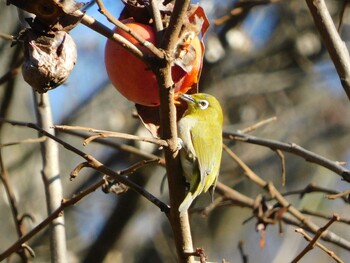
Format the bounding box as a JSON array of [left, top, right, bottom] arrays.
[[178, 117, 196, 159], [191, 122, 222, 193], [178, 117, 222, 212]]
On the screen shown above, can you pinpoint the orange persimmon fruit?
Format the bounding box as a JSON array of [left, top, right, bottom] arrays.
[[104, 19, 202, 106]]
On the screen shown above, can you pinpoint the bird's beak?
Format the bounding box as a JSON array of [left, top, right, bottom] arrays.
[[179, 94, 195, 104]]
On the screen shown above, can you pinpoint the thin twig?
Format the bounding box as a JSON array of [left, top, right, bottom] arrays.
[[0, 136, 46, 148], [292, 215, 343, 263], [0, 179, 104, 261], [0, 56, 23, 86], [94, 0, 164, 58], [0, 153, 22, 238], [326, 190, 350, 200], [305, 0, 350, 100], [204, 180, 350, 250], [6, 1, 160, 64], [0, 41, 22, 132], [301, 208, 350, 225], [56, 129, 166, 166], [72, 158, 161, 182], [275, 149, 286, 186], [279, 183, 348, 203], [120, 158, 162, 176], [70, 162, 92, 180], [239, 116, 277, 134], [337, 1, 348, 32], [223, 131, 350, 182], [150, 0, 164, 41], [0, 155, 164, 261], [79, 13, 144, 60], [0, 32, 15, 41], [238, 240, 248, 263], [191, 196, 226, 217], [0, 151, 30, 261], [214, 0, 279, 26], [215, 182, 255, 208], [21, 244, 35, 258], [222, 144, 350, 250], [53, 125, 168, 147], [0, 118, 169, 212], [222, 144, 266, 187]]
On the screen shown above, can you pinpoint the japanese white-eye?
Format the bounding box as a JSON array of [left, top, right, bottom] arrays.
[[177, 93, 223, 212]]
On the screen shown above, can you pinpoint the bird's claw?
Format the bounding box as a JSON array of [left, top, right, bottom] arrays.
[[177, 138, 184, 150]]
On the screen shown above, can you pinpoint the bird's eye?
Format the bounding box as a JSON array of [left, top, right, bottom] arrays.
[[198, 100, 209, 109]]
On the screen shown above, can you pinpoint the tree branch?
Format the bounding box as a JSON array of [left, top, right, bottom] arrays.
[[292, 215, 343, 263], [305, 0, 350, 100], [53, 125, 168, 147], [0, 179, 104, 261], [0, 151, 30, 261], [223, 131, 350, 182], [33, 93, 67, 263], [79, 13, 145, 60], [55, 129, 166, 166], [94, 0, 164, 58], [222, 144, 350, 250], [0, 118, 170, 212], [155, 0, 195, 262]]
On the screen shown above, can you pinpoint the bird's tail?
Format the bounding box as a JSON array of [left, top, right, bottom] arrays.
[[178, 192, 194, 213], [178, 179, 204, 213]]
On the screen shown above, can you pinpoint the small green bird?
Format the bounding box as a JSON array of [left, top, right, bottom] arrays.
[[177, 93, 223, 212]]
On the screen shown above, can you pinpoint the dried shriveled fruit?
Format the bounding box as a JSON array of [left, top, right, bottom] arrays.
[[21, 29, 77, 93]]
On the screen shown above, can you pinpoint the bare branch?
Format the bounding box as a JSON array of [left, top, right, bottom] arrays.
[[224, 131, 350, 182], [222, 144, 267, 187], [196, 180, 350, 250], [150, 0, 164, 36], [70, 162, 91, 180], [154, 0, 195, 262], [0, 118, 169, 212], [0, 32, 15, 41], [33, 93, 67, 263], [0, 151, 30, 261], [301, 209, 350, 225], [326, 190, 350, 200], [239, 116, 277, 134], [0, 153, 164, 261], [94, 0, 164, 58], [190, 196, 226, 217], [120, 158, 162, 175], [238, 240, 249, 263], [0, 56, 23, 86], [275, 149, 286, 186], [292, 215, 343, 263], [305, 0, 350, 100], [56, 129, 166, 166], [222, 144, 350, 250], [79, 13, 144, 60], [337, 1, 348, 31], [0, 179, 104, 261], [53, 125, 168, 147], [21, 244, 35, 258], [280, 183, 348, 202], [0, 136, 46, 148]]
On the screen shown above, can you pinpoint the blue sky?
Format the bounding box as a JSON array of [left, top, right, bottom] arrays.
[[49, 0, 122, 123]]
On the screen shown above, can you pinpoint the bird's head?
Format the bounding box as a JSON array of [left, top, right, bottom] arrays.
[[179, 93, 223, 123]]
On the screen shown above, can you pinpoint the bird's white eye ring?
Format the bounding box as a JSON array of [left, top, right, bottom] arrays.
[[198, 100, 209, 109]]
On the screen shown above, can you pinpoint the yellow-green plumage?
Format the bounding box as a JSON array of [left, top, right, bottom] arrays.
[[177, 93, 223, 212]]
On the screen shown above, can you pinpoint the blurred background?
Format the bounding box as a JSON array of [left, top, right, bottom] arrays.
[[1, 0, 350, 262]]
